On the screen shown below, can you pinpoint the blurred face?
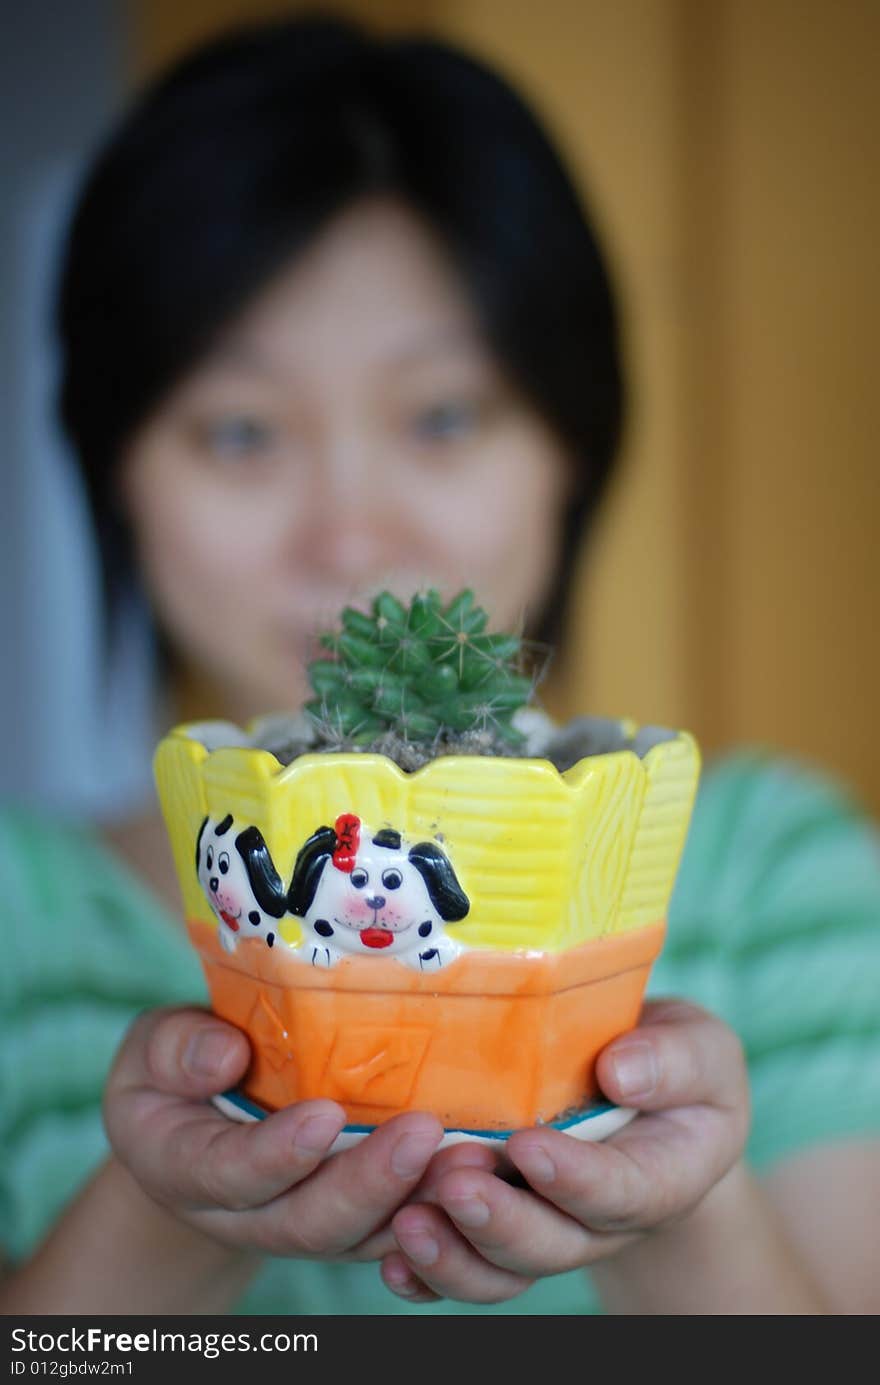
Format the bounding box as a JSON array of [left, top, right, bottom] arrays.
[[120, 198, 572, 723]]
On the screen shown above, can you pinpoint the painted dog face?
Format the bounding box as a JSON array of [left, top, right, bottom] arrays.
[[195, 814, 286, 953], [288, 816, 469, 970]]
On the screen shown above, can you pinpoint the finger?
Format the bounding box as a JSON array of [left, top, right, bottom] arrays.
[[596, 999, 749, 1117], [431, 1166, 625, 1275], [381, 1253, 443, 1304], [412, 1140, 501, 1201], [507, 1105, 739, 1234], [348, 1142, 500, 1262], [390, 1202, 533, 1304], [107, 1006, 251, 1102], [343, 1222, 399, 1263], [105, 1007, 352, 1210], [247, 1113, 446, 1257], [111, 1094, 348, 1211]]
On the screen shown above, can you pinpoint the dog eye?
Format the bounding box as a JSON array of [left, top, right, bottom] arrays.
[[350, 869, 368, 889], [218, 852, 230, 875], [206, 846, 214, 870], [381, 869, 403, 890]]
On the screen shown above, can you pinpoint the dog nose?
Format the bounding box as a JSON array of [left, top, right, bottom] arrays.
[[367, 895, 386, 910], [209, 877, 219, 892]]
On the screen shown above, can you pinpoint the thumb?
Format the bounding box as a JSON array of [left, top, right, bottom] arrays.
[[107, 1005, 251, 1101]]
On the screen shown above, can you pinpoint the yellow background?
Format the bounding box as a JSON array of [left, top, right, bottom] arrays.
[[132, 0, 880, 815]]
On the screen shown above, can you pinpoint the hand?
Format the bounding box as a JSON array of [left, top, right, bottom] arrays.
[[380, 1000, 750, 1303], [103, 1006, 448, 1261]]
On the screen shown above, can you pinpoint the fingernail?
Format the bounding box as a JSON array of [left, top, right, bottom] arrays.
[[183, 1028, 233, 1077], [396, 1225, 440, 1266], [610, 1041, 658, 1099], [391, 1130, 440, 1178], [445, 1195, 490, 1228], [384, 1261, 420, 1295], [293, 1113, 342, 1155], [514, 1143, 556, 1185]]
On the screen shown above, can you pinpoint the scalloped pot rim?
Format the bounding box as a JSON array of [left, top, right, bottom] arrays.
[[171, 720, 698, 789], [155, 718, 702, 955]]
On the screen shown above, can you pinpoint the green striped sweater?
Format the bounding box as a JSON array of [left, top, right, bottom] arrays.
[[1, 751, 879, 1315]]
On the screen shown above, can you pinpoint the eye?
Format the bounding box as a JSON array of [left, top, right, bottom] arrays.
[[350, 868, 368, 889], [202, 415, 276, 459], [218, 852, 230, 875], [411, 400, 481, 444], [381, 869, 403, 890], [206, 846, 214, 870]]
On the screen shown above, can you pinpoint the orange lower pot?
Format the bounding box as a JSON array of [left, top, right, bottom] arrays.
[[189, 918, 665, 1130]]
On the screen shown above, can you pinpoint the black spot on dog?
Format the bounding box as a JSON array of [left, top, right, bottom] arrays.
[[267, 932, 275, 948], [248, 910, 261, 926], [418, 921, 432, 937], [314, 919, 334, 938], [215, 814, 234, 836], [420, 948, 438, 962]]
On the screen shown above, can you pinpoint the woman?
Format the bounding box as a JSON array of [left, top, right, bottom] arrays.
[[1, 15, 878, 1314]]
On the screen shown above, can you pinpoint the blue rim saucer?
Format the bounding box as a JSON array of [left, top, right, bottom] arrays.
[[212, 1089, 636, 1150]]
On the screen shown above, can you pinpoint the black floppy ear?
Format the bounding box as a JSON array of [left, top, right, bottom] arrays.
[[287, 826, 337, 918], [235, 826, 287, 919], [407, 842, 470, 922], [195, 816, 209, 872]]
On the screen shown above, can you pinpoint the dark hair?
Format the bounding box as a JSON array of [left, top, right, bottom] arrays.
[[57, 14, 623, 652]]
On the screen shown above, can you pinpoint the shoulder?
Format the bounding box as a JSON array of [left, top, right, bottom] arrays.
[[0, 798, 203, 1012], [0, 801, 204, 1261], [0, 800, 157, 966], [0, 801, 103, 915], [670, 747, 880, 939], [661, 749, 880, 1168]]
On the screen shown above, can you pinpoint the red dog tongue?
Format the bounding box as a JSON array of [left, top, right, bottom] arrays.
[[220, 911, 240, 932], [360, 927, 393, 949]]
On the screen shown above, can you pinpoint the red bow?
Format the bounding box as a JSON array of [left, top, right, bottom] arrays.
[[332, 813, 361, 873]]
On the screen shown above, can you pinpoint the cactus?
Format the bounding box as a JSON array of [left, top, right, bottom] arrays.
[[305, 589, 534, 748]]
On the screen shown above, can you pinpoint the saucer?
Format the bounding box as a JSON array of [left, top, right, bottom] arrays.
[[212, 1089, 636, 1150]]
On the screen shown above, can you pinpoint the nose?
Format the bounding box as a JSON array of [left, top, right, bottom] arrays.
[[209, 877, 219, 892], [294, 439, 393, 580], [366, 895, 386, 911]]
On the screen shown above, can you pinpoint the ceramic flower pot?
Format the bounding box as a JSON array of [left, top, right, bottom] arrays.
[[154, 719, 700, 1148]]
